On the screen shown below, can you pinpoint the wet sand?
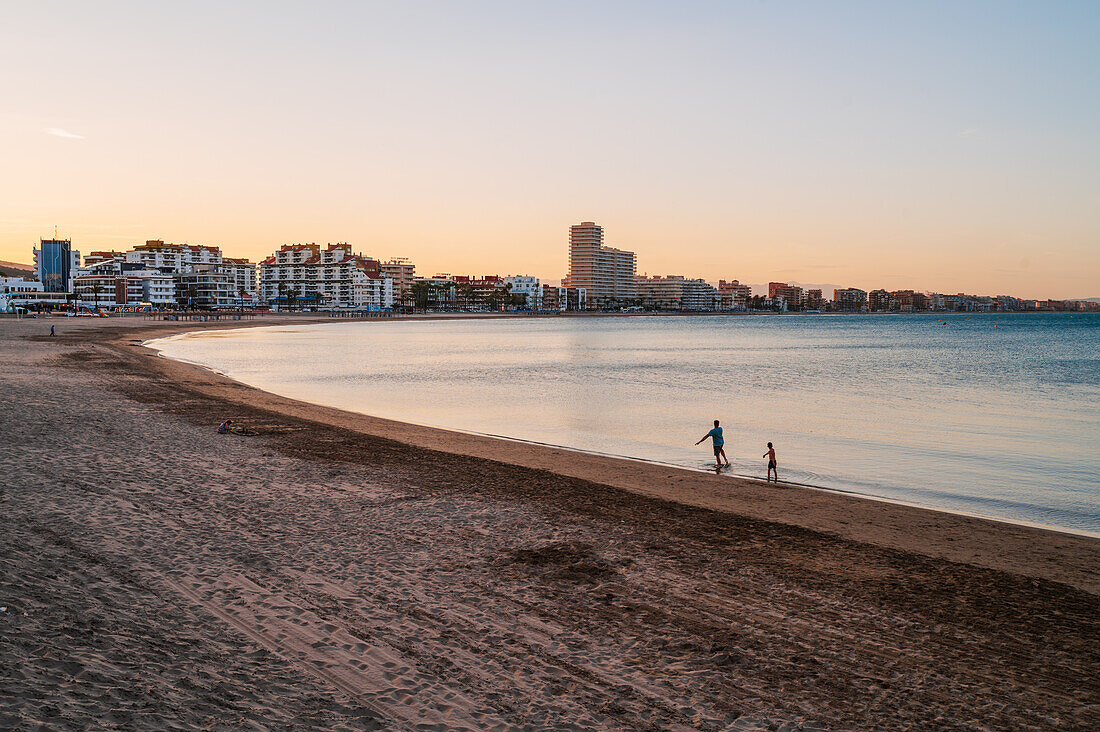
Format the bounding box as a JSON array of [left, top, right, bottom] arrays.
[[2, 315, 1098, 730]]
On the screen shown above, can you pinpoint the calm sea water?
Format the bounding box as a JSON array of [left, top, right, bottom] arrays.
[[152, 313, 1100, 535]]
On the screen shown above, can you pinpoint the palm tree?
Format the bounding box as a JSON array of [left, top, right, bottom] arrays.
[[90, 283, 103, 312], [286, 287, 299, 312], [398, 288, 414, 313], [411, 281, 436, 312], [238, 287, 247, 311], [184, 285, 199, 311], [456, 282, 475, 311]]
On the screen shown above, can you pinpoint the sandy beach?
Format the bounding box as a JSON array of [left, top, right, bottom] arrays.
[[2, 315, 1098, 730]]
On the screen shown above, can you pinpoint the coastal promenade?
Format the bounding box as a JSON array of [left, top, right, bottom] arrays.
[[2, 315, 1097, 730]]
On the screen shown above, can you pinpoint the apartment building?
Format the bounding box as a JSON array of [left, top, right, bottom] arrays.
[[259, 243, 393, 310], [540, 285, 587, 312], [381, 258, 415, 300], [125, 240, 223, 271], [122, 241, 257, 303], [636, 275, 720, 311], [868, 289, 892, 312], [83, 250, 125, 269], [74, 273, 146, 308], [563, 222, 636, 304], [832, 288, 867, 312], [889, 290, 928, 312], [768, 282, 805, 308], [411, 276, 457, 309], [451, 275, 505, 307], [503, 275, 541, 309], [222, 257, 258, 297], [176, 266, 236, 309], [717, 279, 752, 310]]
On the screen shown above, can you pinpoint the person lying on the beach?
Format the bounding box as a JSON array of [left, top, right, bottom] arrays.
[[696, 419, 730, 468], [763, 442, 777, 482]]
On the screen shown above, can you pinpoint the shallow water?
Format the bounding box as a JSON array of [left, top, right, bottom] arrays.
[[152, 313, 1100, 534]]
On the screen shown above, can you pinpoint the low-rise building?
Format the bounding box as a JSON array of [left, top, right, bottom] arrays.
[[504, 275, 541, 309], [1, 277, 63, 312], [540, 285, 586, 311], [450, 275, 505, 308], [411, 276, 457, 310], [75, 273, 146, 309]]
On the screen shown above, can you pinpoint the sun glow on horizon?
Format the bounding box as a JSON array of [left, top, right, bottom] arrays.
[[2, 1, 1097, 299]]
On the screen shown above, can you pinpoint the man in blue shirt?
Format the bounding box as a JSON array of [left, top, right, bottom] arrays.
[[696, 419, 729, 468]]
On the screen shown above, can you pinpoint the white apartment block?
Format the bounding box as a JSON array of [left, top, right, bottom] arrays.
[[259, 243, 393, 310], [123, 240, 257, 301], [125, 240, 222, 271], [503, 275, 541, 309], [143, 272, 177, 306], [222, 257, 258, 297]]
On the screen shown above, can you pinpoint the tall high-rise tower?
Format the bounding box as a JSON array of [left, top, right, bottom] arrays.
[[563, 221, 636, 303]]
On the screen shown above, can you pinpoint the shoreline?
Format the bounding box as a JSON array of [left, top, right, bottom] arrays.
[[4, 314, 1099, 729], [127, 317, 1100, 593], [146, 332, 1100, 542]]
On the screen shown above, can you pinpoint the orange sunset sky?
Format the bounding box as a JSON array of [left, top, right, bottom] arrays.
[[2, 2, 1097, 298]]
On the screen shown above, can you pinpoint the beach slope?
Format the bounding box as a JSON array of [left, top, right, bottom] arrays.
[[2, 316, 1097, 730]]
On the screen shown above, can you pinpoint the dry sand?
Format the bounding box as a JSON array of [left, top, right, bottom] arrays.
[[1, 314, 1098, 730]]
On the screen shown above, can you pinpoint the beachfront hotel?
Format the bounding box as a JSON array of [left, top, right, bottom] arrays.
[[562, 222, 637, 304]]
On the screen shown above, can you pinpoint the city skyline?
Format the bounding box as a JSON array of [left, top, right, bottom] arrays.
[[2, 2, 1098, 299], [6, 229, 1093, 313], [2, 224, 1095, 302]]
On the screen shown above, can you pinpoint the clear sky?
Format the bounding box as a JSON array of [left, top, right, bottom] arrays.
[[2, 1, 1097, 298]]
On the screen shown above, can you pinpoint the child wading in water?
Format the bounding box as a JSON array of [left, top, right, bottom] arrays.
[[763, 442, 778, 482]]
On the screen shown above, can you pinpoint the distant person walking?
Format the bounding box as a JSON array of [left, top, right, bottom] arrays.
[[696, 420, 729, 467], [49, 325, 55, 336], [763, 442, 778, 482]]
